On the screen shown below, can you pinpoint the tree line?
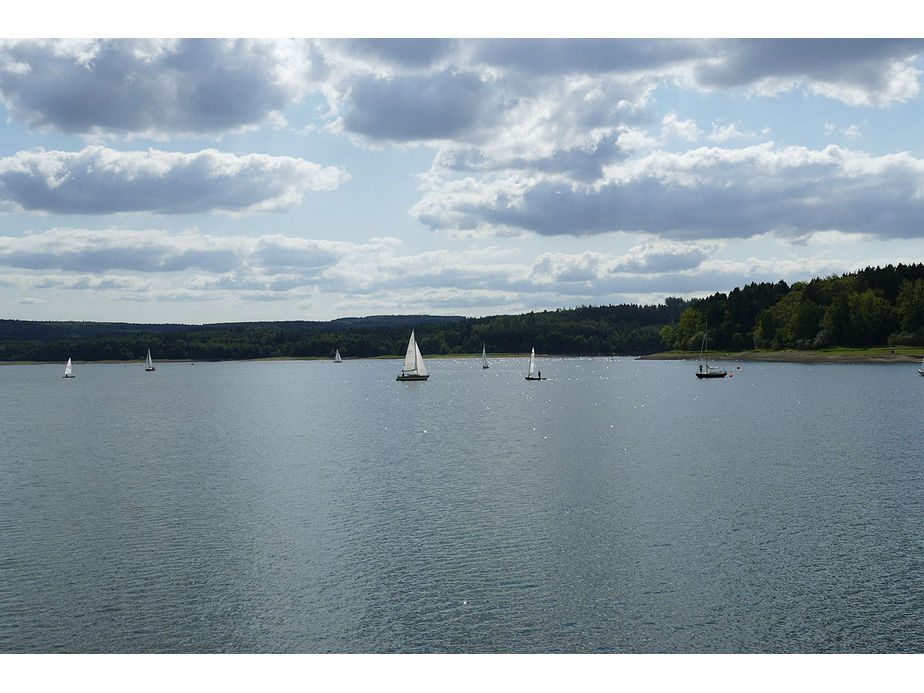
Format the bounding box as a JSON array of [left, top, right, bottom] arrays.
[[2, 263, 923, 362], [0, 302, 683, 361], [663, 263, 924, 352]]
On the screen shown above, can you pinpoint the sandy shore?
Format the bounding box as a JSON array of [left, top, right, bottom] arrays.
[[639, 350, 922, 364]]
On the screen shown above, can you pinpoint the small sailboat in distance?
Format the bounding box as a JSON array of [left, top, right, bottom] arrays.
[[918, 354, 924, 376], [62, 357, 75, 378], [525, 348, 546, 380], [145, 349, 156, 372], [695, 321, 727, 379], [482, 342, 490, 369], [334, 348, 342, 363], [397, 330, 429, 381]]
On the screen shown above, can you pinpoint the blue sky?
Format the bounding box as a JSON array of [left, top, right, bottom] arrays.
[[1, 27, 923, 323]]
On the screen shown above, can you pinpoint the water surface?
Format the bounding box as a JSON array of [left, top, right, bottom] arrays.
[[1, 357, 921, 652]]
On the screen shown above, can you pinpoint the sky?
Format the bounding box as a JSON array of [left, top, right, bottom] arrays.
[[1, 15, 923, 324]]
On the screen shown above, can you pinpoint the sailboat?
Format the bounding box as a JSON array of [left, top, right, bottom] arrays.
[[482, 343, 490, 369], [397, 330, 429, 381], [695, 323, 727, 379], [144, 349, 156, 371], [918, 354, 924, 376], [334, 349, 342, 363], [525, 347, 546, 380], [62, 357, 75, 378]]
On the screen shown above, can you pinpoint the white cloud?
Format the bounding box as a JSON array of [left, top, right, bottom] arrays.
[[1, 39, 923, 321], [0, 146, 348, 215], [0, 224, 912, 317], [778, 229, 875, 246], [414, 143, 924, 241], [661, 112, 701, 141], [0, 39, 312, 138], [707, 121, 756, 143], [692, 39, 924, 107], [807, 56, 920, 107], [0, 227, 350, 274]]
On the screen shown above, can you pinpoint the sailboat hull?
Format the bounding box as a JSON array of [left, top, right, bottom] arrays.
[[397, 374, 429, 381], [525, 376, 546, 380], [695, 371, 727, 379], [145, 367, 156, 371], [62, 375, 75, 378]]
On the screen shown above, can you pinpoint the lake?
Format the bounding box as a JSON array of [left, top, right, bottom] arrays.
[[1, 356, 921, 653]]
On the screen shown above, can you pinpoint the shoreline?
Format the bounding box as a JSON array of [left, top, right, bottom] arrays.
[[638, 349, 922, 364], [3, 349, 923, 366]]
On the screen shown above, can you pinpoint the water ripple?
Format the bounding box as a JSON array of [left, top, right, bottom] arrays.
[[1, 359, 922, 652]]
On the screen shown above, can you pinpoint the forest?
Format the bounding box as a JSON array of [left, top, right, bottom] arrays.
[[2, 263, 924, 362]]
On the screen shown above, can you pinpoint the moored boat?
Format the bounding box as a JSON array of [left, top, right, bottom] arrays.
[[695, 322, 727, 379]]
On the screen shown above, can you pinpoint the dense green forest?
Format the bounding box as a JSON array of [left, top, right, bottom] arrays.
[[2, 263, 924, 362], [662, 262, 924, 352]]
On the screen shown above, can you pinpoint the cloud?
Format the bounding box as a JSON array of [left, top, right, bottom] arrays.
[[0, 39, 311, 138], [3, 39, 920, 149], [469, 38, 709, 77], [693, 39, 924, 106], [529, 239, 714, 285], [0, 146, 348, 215], [0, 228, 349, 274], [611, 239, 717, 273], [320, 38, 924, 160], [414, 144, 924, 241], [341, 39, 457, 68], [321, 39, 660, 175], [707, 121, 757, 143], [2, 39, 923, 320], [0, 226, 911, 316], [433, 133, 633, 182], [661, 112, 701, 142], [339, 70, 491, 142]]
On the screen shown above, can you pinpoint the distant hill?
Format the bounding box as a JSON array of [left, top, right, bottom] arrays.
[[0, 314, 464, 343], [3, 263, 924, 362]]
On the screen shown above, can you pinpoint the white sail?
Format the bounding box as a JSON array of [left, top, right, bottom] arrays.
[[145, 349, 155, 370], [403, 330, 419, 372], [397, 330, 429, 379], [64, 357, 73, 377], [482, 343, 489, 368], [413, 338, 428, 377], [334, 349, 342, 363], [527, 348, 536, 377]]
